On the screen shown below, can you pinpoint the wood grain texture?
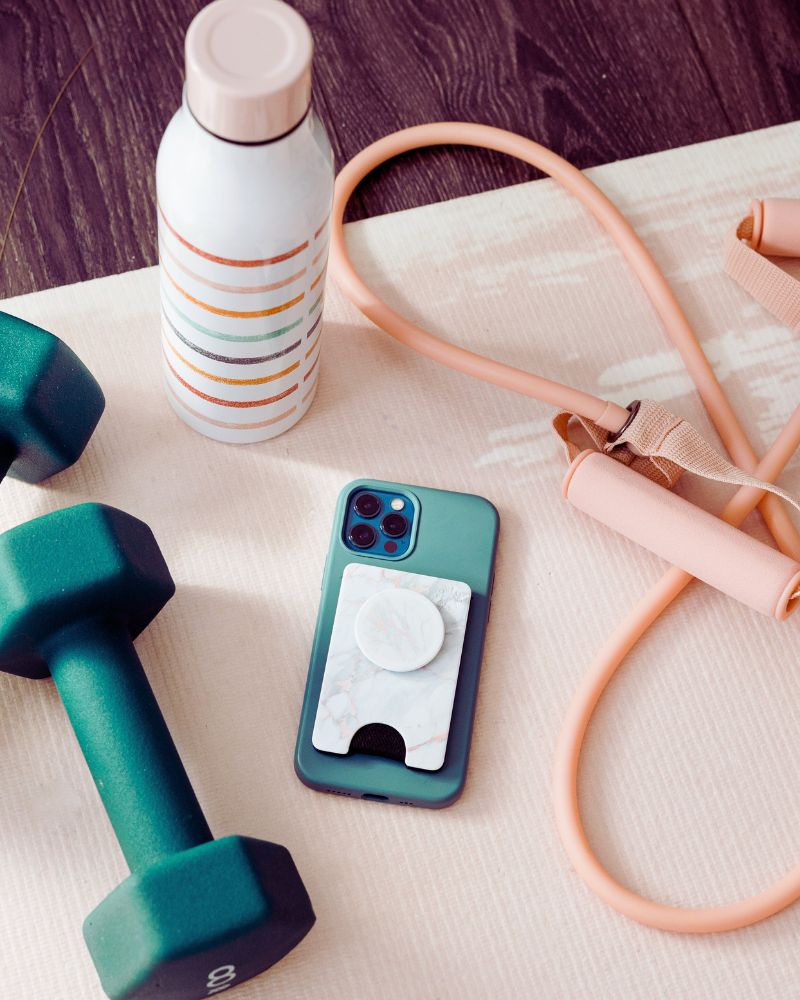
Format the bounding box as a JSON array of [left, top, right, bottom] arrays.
[[0, 0, 798, 298]]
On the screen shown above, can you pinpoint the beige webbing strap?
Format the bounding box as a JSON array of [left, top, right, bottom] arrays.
[[552, 408, 681, 486], [724, 218, 800, 331], [554, 399, 800, 513]]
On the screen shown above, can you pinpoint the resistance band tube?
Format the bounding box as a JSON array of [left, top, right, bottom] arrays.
[[329, 122, 800, 933]]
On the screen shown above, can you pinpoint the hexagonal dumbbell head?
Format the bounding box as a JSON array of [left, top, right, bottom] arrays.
[[85, 836, 315, 999], [0, 503, 175, 679], [0, 505, 315, 998], [0, 311, 104, 483]]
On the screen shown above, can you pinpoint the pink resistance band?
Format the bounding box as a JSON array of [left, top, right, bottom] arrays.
[[724, 197, 800, 330], [329, 123, 800, 933]]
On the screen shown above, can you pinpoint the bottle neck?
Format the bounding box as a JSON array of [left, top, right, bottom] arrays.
[[182, 86, 311, 148]]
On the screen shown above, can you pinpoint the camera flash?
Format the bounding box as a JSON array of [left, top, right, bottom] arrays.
[[391, 498, 405, 511]]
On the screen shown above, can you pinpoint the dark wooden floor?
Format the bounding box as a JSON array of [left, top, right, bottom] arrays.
[[1, 0, 798, 297]]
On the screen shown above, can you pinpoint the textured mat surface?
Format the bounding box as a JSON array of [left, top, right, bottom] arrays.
[[1, 121, 799, 999]]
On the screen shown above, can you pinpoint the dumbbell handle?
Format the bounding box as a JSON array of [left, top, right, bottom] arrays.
[[46, 618, 213, 873]]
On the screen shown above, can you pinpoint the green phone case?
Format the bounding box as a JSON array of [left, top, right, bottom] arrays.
[[294, 478, 499, 807]]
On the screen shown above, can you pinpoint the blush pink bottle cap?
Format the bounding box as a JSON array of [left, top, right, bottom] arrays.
[[185, 0, 313, 143]]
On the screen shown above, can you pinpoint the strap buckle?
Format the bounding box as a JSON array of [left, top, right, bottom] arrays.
[[606, 400, 640, 444]]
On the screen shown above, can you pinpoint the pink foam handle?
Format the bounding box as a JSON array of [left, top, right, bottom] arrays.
[[750, 198, 800, 257], [563, 450, 800, 620]]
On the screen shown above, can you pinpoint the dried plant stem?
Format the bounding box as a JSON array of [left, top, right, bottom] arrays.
[[0, 43, 94, 275]]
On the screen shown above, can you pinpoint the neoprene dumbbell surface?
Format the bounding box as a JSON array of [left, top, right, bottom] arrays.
[[0, 504, 314, 999], [0, 311, 104, 483]]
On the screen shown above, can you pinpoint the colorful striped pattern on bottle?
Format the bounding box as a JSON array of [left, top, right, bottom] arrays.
[[158, 203, 329, 442]]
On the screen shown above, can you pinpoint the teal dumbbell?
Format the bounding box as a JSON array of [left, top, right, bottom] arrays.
[[0, 312, 104, 483], [0, 504, 314, 999]]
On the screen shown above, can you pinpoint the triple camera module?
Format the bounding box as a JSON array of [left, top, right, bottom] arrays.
[[347, 490, 410, 553]]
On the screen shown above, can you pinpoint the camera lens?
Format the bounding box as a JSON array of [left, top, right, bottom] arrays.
[[349, 522, 377, 549], [380, 512, 408, 538], [353, 492, 382, 519]]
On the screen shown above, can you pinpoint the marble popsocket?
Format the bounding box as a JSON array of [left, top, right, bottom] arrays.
[[355, 589, 445, 672], [312, 563, 472, 771]]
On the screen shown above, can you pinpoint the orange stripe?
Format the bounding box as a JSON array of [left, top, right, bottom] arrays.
[[160, 238, 307, 293], [165, 351, 298, 408], [309, 266, 326, 293], [305, 332, 321, 360], [165, 338, 299, 386], [311, 246, 326, 268], [167, 382, 297, 430], [158, 202, 307, 267], [162, 259, 304, 318], [304, 354, 319, 382], [314, 212, 330, 240], [302, 375, 318, 404]]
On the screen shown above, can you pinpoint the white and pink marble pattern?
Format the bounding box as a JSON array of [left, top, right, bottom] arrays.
[[312, 563, 472, 770]]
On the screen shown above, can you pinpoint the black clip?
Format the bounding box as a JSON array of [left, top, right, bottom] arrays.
[[606, 399, 641, 444]]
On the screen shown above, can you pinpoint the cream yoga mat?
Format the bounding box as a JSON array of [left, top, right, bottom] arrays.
[[2, 120, 800, 1000]]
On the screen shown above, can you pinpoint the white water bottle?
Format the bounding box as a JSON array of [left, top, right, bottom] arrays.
[[156, 0, 333, 443]]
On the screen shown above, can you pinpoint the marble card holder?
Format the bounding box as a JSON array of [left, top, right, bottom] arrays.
[[312, 563, 472, 771]]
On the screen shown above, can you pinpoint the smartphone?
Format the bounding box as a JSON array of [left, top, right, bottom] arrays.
[[295, 478, 499, 808]]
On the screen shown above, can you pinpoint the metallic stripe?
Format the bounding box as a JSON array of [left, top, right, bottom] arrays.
[[305, 332, 321, 360], [158, 201, 307, 267], [305, 314, 322, 340], [159, 236, 307, 293], [161, 289, 304, 343], [161, 309, 301, 364], [167, 382, 297, 430], [310, 265, 327, 292], [162, 259, 304, 318], [164, 352, 298, 408], [314, 212, 330, 240], [165, 338, 299, 386], [302, 375, 319, 404]]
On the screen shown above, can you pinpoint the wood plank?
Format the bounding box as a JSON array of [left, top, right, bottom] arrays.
[[0, 0, 797, 297]]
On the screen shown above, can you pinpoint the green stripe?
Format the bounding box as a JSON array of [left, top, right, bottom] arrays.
[[161, 286, 304, 343], [161, 306, 302, 364], [308, 291, 324, 317]]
